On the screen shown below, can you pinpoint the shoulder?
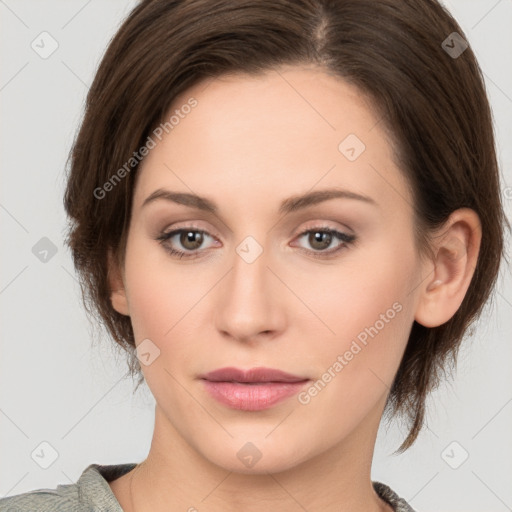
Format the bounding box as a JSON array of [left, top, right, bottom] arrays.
[[0, 486, 79, 511], [373, 481, 416, 512], [0, 463, 137, 512]]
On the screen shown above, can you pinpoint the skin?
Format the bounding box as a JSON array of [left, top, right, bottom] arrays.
[[106, 65, 481, 512]]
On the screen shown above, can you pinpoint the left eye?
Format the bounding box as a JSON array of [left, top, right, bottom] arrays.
[[156, 226, 356, 259], [293, 228, 355, 254]]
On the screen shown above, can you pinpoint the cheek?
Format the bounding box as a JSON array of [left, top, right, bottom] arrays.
[[122, 235, 222, 393], [293, 246, 418, 420], [297, 246, 415, 362], [296, 246, 415, 334], [123, 236, 202, 341]]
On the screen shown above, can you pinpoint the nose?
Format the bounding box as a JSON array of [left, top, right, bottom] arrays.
[[214, 240, 286, 344]]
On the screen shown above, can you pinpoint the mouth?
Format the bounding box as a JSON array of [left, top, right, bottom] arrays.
[[199, 367, 310, 411]]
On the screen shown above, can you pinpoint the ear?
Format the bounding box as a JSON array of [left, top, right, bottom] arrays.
[[107, 248, 130, 316], [414, 208, 482, 328]]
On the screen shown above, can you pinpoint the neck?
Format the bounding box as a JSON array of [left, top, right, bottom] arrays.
[[126, 401, 392, 512]]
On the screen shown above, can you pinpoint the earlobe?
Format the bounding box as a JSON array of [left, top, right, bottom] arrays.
[[107, 248, 130, 316], [414, 208, 481, 328]]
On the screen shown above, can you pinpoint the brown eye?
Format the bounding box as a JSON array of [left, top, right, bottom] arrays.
[[292, 227, 356, 259], [180, 230, 204, 250], [156, 228, 217, 259], [308, 231, 333, 251]]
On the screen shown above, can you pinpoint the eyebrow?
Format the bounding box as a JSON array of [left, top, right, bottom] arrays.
[[141, 187, 377, 215]]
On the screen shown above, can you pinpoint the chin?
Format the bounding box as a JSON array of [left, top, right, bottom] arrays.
[[199, 436, 312, 476]]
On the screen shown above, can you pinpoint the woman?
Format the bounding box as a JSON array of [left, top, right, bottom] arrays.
[[0, 0, 506, 511]]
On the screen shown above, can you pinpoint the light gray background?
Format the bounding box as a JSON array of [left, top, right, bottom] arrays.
[[1, 1, 511, 510]]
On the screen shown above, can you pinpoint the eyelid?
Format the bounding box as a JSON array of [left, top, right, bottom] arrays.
[[159, 221, 221, 240], [159, 219, 352, 243], [290, 219, 355, 238]]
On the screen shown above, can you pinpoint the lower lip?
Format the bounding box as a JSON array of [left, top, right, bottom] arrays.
[[201, 380, 309, 411]]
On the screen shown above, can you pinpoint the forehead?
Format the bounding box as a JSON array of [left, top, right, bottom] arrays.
[[134, 66, 412, 215]]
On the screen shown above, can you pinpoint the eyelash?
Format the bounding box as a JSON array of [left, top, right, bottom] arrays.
[[155, 225, 356, 260]]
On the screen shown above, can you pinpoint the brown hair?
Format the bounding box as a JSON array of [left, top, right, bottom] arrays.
[[63, 0, 507, 451]]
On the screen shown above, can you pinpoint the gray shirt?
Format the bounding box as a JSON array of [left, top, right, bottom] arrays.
[[0, 463, 416, 511]]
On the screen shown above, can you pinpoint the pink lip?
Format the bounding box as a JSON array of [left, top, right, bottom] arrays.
[[199, 367, 310, 411]]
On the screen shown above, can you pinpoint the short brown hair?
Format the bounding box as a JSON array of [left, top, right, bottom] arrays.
[[63, 0, 507, 451]]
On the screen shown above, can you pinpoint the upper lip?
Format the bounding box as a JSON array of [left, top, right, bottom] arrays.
[[200, 367, 308, 383]]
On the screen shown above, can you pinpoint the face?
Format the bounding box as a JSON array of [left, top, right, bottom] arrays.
[[111, 65, 427, 474]]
